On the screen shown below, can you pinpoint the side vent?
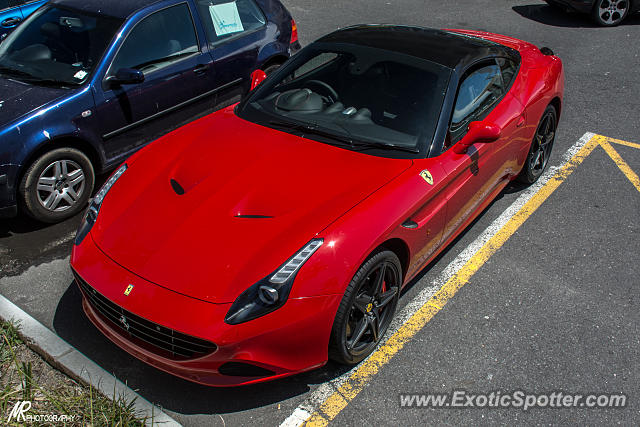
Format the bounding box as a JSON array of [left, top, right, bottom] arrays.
[[540, 46, 554, 56], [170, 179, 185, 195]]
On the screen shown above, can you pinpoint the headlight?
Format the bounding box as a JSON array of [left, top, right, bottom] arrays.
[[75, 164, 127, 245], [224, 239, 323, 325]]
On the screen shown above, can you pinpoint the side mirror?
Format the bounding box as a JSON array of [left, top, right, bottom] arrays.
[[106, 68, 145, 86], [452, 121, 501, 154], [250, 69, 267, 91]]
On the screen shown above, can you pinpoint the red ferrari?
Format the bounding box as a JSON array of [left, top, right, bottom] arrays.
[[70, 25, 563, 386]]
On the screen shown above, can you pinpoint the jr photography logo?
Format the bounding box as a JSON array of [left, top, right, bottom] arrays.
[[7, 400, 77, 423]]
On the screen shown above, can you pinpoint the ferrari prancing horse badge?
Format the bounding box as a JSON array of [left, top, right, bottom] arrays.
[[420, 169, 434, 185]]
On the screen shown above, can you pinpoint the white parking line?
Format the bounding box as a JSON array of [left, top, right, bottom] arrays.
[[279, 132, 596, 427]]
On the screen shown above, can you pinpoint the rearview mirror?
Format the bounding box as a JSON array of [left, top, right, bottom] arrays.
[[250, 69, 267, 91], [453, 121, 501, 154], [106, 68, 145, 86]]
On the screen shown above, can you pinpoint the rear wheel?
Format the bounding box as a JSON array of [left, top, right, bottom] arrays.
[[19, 147, 95, 223], [592, 0, 629, 26], [329, 250, 401, 365], [517, 105, 557, 185]]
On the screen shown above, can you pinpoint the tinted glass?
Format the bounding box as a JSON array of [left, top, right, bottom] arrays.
[[0, 6, 122, 85], [497, 57, 518, 88], [238, 43, 451, 155], [196, 0, 265, 47], [110, 4, 198, 75], [452, 64, 503, 125]]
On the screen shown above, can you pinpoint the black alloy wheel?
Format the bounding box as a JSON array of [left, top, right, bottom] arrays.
[[329, 250, 402, 365], [518, 105, 557, 185]]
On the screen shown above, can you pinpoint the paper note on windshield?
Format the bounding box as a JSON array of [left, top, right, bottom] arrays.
[[209, 2, 244, 36]]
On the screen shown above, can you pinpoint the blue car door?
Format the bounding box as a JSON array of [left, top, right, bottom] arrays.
[[193, 0, 267, 107], [93, 2, 217, 162], [0, 1, 23, 39]]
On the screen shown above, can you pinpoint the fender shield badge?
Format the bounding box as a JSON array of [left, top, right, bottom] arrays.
[[420, 169, 434, 185], [124, 284, 134, 296]]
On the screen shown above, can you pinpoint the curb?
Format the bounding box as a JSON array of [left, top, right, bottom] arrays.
[[0, 292, 182, 427]]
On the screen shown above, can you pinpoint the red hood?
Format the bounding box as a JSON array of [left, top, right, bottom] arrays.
[[91, 108, 412, 303]]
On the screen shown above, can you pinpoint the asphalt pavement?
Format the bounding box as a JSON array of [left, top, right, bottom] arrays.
[[0, 1, 639, 426]]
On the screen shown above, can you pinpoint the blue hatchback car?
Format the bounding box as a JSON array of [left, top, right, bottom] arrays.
[[1, 0, 48, 40], [0, 0, 300, 222]]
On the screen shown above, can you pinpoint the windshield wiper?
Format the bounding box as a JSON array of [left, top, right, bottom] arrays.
[[268, 120, 356, 146], [348, 140, 420, 154], [0, 65, 34, 79], [0, 65, 74, 87], [268, 120, 419, 153]]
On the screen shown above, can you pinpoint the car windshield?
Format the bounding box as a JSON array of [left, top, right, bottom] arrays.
[[238, 42, 451, 155], [0, 6, 123, 86]]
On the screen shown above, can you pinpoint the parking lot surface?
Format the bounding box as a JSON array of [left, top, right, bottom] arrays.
[[1, 1, 639, 426]]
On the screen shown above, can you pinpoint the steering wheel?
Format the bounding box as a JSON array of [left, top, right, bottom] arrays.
[[304, 80, 339, 103]]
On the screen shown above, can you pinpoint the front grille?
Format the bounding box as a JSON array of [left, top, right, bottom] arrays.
[[74, 273, 217, 360]]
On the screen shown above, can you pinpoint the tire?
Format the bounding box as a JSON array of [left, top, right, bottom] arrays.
[[517, 105, 557, 185], [329, 249, 402, 365], [19, 147, 95, 223], [592, 0, 629, 26]]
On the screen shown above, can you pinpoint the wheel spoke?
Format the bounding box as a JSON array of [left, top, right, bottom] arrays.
[[53, 161, 62, 179], [43, 191, 62, 210], [68, 172, 85, 187], [37, 176, 56, 192], [60, 160, 69, 178], [369, 313, 379, 342], [372, 262, 387, 297], [377, 288, 397, 310], [65, 187, 79, 203], [347, 317, 369, 350]]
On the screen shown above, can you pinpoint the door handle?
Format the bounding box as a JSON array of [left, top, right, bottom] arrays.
[[1, 17, 22, 27], [516, 114, 526, 128], [193, 64, 209, 75]]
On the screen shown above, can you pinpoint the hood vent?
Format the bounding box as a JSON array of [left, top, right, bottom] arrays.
[[234, 214, 274, 219], [170, 179, 185, 195]]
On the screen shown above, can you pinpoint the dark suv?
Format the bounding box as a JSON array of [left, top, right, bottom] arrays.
[[0, 0, 300, 222]]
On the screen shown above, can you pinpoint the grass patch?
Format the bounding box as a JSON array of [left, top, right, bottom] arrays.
[[0, 320, 147, 426]]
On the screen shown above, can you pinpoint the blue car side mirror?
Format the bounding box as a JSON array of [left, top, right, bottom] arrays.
[[106, 68, 145, 86]]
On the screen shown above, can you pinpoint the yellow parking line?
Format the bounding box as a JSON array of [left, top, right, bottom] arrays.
[[600, 140, 640, 193], [302, 134, 602, 426], [605, 137, 640, 151]]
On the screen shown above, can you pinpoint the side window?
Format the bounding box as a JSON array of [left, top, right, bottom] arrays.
[[1, 1, 19, 11], [497, 57, 518, 88], [195, 0, 266, 47], [448, 63, 503, 145], [108, 4, 198, 76]]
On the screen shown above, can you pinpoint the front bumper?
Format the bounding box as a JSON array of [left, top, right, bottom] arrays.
[[0, 164, 19, 218], [70, 234, 341, 386]]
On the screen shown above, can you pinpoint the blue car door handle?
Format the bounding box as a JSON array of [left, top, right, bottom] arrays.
[[193, 64, 209, 75], [1, 17, 22, 27]]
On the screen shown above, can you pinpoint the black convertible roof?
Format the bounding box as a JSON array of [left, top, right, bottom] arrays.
[[50, 0, 162, 19], [317, 25, 514, 70]]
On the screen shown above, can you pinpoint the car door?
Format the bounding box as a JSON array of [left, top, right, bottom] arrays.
[[438, 60, 525, 242], [193, 0, 268, 108], [0, 0, 23, 39], [94, 2, 216, 161]]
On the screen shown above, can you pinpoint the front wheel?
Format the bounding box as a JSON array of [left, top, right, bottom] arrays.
[[329, 250, 402, 365], [19, 147, 95, 223], [517, 105, 557, 185], [592, 0, 629, 26]]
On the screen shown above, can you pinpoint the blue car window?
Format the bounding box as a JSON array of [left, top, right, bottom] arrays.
[[109, 3, 198, 75], [195, 0, 266, 47], [0, 5, 123, 85]]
